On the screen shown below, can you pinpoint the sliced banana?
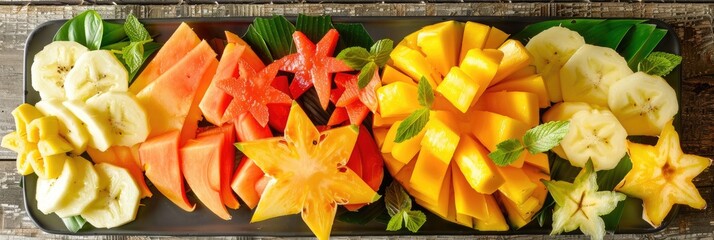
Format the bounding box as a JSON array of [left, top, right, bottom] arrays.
[[64, 50, 128, 101], [35, 99, 90, 155], [31, 41, 89, 100], [608, 72, 679, 136], [526, 26, 585, 103], [63, 100, 112, 151], [81, 163, 141, 229], [560, 109, 628, 171], [86, 92, 149, 147], [560, 44, 633, 107], [54, 156, 100, 218]]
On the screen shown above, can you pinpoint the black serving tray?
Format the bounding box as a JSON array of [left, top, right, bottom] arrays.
[[22, 16, 681, 236]]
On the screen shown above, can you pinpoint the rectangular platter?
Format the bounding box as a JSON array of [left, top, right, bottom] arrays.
[[22, 16, 681, 237]]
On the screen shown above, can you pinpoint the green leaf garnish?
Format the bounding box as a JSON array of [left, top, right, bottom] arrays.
[[384, 182, 426, 233], [417, 76, 434, 108], [101, 21, 127, 46], [336, 47, 371, 70], [394, 108, 430, 143], [61, 215, 87, 233], [54, 10, 104, 50], [523, 121, 570, 154], [488, 139, 525, 166], [370, 39, 393, 67], [489, 121, 570, 166], [357, 61, 377, 89], [124, 14, 151, 42], [638, 51, 682, 77], [121, 41, 149, 74], [295, 14, 333, 43], [244, 16, 296, 63]]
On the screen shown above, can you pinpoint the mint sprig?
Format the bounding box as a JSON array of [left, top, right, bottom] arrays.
[[124, 14, 151, 42], [385, 182, 426, 233], [61, 215, 87, 233], [337, 39, 394, 89], [638, 52, 682, 77], [394, 77, 433, 143], [489, 121, 570, 166]]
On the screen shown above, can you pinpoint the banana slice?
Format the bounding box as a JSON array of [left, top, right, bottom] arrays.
[[560, 109, 628, 171], [35, 99, 90, 155], [608, 72, 679, 136], [36, 156, 98, 216], [63, 100, 112, 151], [81, 163, 141, 229], [525, 26, 585, 103], [86, 92, 149, 147], [560, 44, 633, 107], [64, 50, 128, 101], [53, 156, 99, 218], [31, 41, 89, 100]]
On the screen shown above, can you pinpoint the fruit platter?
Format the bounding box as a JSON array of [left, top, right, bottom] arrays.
[[5, 12, 710, 239]]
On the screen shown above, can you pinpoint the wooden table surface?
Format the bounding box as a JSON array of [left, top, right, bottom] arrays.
[[0, 2, 712, 239]]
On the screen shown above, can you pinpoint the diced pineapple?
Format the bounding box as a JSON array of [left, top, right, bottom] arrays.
[[474, 91, 540, 127], [417, 21, 465, 76], [376, 82, 420, 118], [453, 135, 504, 194], [436, 67, 482, 113], [459, 21, 491, 62]]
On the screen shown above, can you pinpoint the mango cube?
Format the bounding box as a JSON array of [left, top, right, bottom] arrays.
[[376, 82, 420, 118], [460, 21, 491, 62], [496, 166, 538, 205], [421, 116, 460, 163], [417, 20, 465, 76], [487, 74, 550, 108], [436, 67, 482, 113], [381, 65, 415, 85], [474, 194, 509, 231], [475, 91, 540, 127], [491, 39, 533, 85], [452, 163, 489, 220], [390, 45, 441, 87], [483, 26, 510, 49], [453, 136, 504, 194], [410, 149, 450, 204]]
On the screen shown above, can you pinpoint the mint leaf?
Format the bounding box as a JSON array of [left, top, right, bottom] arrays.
[[122, 41, 146, 74], [523, 121, 570, 154], [638, 52, 682, 77], [403, 210, 427, 233], [386, 210, 405, 231], [370, 39, 393, 67], [394, 108, 429, 143], [61, 215, 87, 233], [358, 61, 377, 89], [124, 14, 151, 42], [488, 139, 525, 166], [417, 76, 434, 107], [336, 47, 371, 70], [384, 182, 426, 233]]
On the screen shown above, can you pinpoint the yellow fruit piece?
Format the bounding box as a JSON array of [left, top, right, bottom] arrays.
[[27, 116, 61, 143], [542, 101, 599, 122], [372, 113, 403, 128], [475, 91, 540, 127], [421, 116, 460, 163], [453, 135, 504, 194], [616, 121, 712, 228], [459, 21, 490, 63], [383, 153, 406, 177], [488, 74, 550, 108], [496, 166, 538, 205], [37, 136, 74, 157], [372, 127, 389, 149], [391, 122, 426, 164], [2, 131, 24, 152], [459, 49, 502, 94], [390, 45, 440, 87], [417, 21, 465, 76], [381, 65, 415, 85], [502, 65, 537, 82], [16, 150, 34, 175], [399, 31, 420, 50], [381, 121, 399, 153], [524, 152, 550, 174], [483, 27, 510, 49], [30, 152, 68, 179], [500, 193, 533, 229], [413, 167, 452, 218], [451, 162, 489, 220], [470, 110, 529, 153], [12, 103, 44, 140], [410, 149, 450, 204], [376, 82, 420, 118], [436, 67, 482, 113], [522, 164, 550, 203], [474, 194, 509, 231], [491, 40, 533, 86]]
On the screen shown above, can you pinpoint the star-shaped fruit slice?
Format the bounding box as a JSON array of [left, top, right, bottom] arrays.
[[616, 120, 712, 227], [279, 29, 353, 109], [235, 102, 379, 240], [216, 60, 292, 127], [543, 161, 626, 240]]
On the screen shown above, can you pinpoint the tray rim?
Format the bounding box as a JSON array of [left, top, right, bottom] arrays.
[[21, 15, 681, 237]]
